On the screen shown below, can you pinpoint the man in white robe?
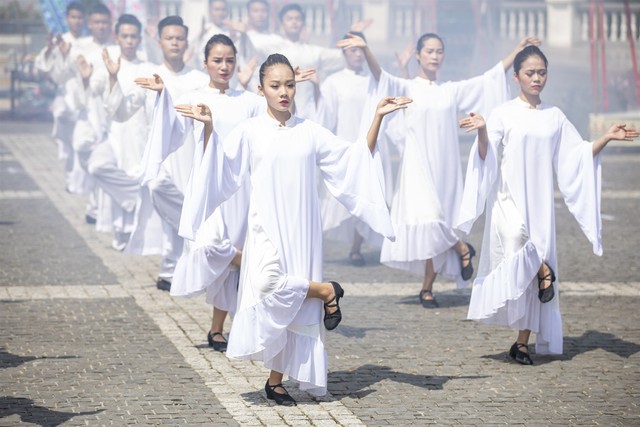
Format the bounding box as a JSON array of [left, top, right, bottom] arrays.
[[129, 16, 209, 291], [35, 2, 86, 194], [186, 0, 230, 69]]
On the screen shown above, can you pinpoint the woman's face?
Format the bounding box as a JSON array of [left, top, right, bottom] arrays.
[[205, 43, 236, 88], [259, 63, 296, 114], [416, 37, 444, 75], [515, 55, 547, 97]]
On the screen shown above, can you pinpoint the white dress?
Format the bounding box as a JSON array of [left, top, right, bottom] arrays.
[[180, 113, 394, 396], [377, 62, 509, 285], [457, 97, 603, 355], [155, 85, 265, 313], [317, 68, 383, 247]]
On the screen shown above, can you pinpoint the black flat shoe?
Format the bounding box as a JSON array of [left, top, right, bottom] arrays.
[[156, 278, 171, 291], [537, 264, 556, 303], [324, 281, 344, 330], [460, 243, 476, 281], [508, 342, 533, 365], [207, 331, 227, 352], [265, 380, 296, 406], [419, 289, 439, 308]]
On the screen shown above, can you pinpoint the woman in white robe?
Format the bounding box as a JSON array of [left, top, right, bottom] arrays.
[[138, 34, 263, 352], [338, 33, 539, 307], [458, 46, 638, 364], [177, 54, 411, 404]]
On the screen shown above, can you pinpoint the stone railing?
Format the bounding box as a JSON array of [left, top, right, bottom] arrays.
[[498, 1, 547, 39], [577, 1, 640, 42]]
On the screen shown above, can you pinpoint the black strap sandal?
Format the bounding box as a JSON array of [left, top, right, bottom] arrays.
[[265, 380, 297, 406], [207, 331, 228, 352], [324, 281, 344, 330], [419, 289, 439, 308], [509, 342, 533, 365], [460, 243, 476, 281], [537, 264, 556, 303]]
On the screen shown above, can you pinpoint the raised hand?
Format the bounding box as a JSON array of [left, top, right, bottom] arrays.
[[458, 112, 486, 133], [375, 96, 412, 117], [175, 103, 212, 126], [237, 57, 258, 88], [350, 18, 373, 33], [58, 36, 71, 58], [395, 42, 414, 71], [336, 33, 367, 50], [102, 48, 121, 77], [44, 32, 55, 58], [76, 55, 93, 82], [223, 19, 247, 33], [294, 66, 316, 83], [604, 124, 639, 142], [135, 73, 164, 93], [517, 36, 541, 50]]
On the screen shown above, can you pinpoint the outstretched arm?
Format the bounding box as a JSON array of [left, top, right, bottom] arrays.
[[592, 124, 639, 156], [502, 36, 541, 71], [459, 113, 489, 160], [336, 34, 381, 81], [366, 96, 412, 153]]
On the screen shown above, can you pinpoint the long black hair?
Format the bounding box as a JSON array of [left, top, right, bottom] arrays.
[[258, 53, 295, 86], [514, 45, 548, 74]]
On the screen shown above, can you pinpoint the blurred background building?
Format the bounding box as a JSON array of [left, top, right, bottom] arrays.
[[1, 0, 638, 135]]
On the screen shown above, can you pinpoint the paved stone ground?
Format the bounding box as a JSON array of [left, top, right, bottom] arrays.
[[1, 120, 639, 426]]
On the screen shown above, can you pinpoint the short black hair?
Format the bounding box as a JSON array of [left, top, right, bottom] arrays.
[[259, 53, 294, 86], [416, 32, 444, 53], [278, 3, 305, 22], [66, 2, 84, 15], [514, 45, 548, 74], [204, 33, 237, 62], [158, 15, 189, 38], [115, 13, 141, 34], [87, 3, 111, 18], [247, 0, 269, 11]]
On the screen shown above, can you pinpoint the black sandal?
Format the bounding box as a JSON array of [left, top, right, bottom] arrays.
[[324, 281, 344, 330], [508, 342, 533, 365], [419, 289, 439, 308], [460, 243, 476, 281], [207, 331, 227, 352], [537, 264, 556, 303], [265, 380, 296, 406], [348, 251, 366, 267]]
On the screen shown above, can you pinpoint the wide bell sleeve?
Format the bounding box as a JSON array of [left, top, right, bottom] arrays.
[[138, 87, 191, 185], [457, 110, 504, 233], [554, 116, 603, 255], [178, 125, 250, 240], [453, 61, 510, 116], [103, 80, 148, 123], [314, 123, 395, 240]]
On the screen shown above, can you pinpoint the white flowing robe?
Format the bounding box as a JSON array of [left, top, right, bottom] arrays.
[[180, 113, 394, 396], [125, 65, 209, 257], [457, 97, 603, 355], [378, 62, 509, 285], [155, 86, 265, 313], [317, 68, 383, 247]]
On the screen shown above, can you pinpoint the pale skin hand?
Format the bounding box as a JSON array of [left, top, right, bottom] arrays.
[[102, 48, 121, 90], [223, 19, 247, 34], [336, 34, 381, 81], [75, 55, 93, 88], [349, 18, 373, 33], [135, 73, 164, 93], [366, 96, 413, 152], [175, 103, 214, 148], [294, 66, 316, 83], [502, 36, 541, 70], [58, 36, 71, 59], [395, 41, 414, 78], [592, 124, 639, 156], [458, 112, 489, 160], [237, 57, 258, 89]]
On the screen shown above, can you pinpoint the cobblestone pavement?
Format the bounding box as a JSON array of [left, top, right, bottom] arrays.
[[1, 121, 639, 426]]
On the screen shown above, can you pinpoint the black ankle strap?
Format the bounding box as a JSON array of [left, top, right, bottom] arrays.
[[516, 343, 529, 350], [266, 382, 284, 390]]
